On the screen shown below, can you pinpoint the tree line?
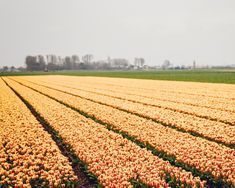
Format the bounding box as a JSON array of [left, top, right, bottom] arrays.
[[25, 54, 145, 71], [0, 55, 147, 72]]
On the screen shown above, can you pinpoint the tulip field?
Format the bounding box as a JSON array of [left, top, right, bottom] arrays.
[[0, 75, 235, 187]]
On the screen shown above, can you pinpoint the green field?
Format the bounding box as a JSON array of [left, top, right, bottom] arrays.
[[1, 69, 235, 84]]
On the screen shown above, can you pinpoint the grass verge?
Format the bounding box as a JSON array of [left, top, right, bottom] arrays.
[[1, 69, 235, 84]]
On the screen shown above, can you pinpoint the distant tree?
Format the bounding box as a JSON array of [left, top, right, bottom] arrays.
[[162, 60, 171, 70], [71, 55, 80, 64], [10, 66, 15, 72], [71, 55, 80, 70], [82, 54, 93, 63], [25, 55, 45, 71], [64, 56, 73, 70], [38, 55, 46, 64], [3, 66, 8, 72], [26, 56, 36, 71], [18, 66, 26, 72], [47, 62, 59, 71], [111, 58, 129, 68], [38, 58, 46, 71], [193, 60, 196, 69], [140, 58, 145, 67], [134, 58, 145, 67], [174, 66, 181, 70], [181, 65, 186, 69], [134, 58, 138, 66]]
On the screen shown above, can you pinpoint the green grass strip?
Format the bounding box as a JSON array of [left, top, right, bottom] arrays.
[[1, 69, 235, 84]]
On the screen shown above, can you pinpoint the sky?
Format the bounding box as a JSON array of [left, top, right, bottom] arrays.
[[0, 0, 235, 67]]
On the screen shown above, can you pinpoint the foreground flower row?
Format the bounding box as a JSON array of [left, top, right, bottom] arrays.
[[0, 79, 77, 187]]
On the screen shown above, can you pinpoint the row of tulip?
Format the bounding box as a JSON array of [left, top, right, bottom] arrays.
[[4, 77, 206, 188], [22, 77, 234, 124], [68, 83, 235, 123], [0, 79, 78, 187], [8, 77, 235, 186], [28, 75, 235, 100], [13, 77, 235, 146], [29, 76, 235, 113]]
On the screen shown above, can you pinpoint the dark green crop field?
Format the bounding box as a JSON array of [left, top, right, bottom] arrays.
[[1, 69, 235, 84]]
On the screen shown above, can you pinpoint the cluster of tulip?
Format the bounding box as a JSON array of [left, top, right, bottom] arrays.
[[7, 77, 235, 186], [28, 75, 235, 98], [14, 77, 235, 146], [29, 76, 234, 124], [0, 79, 78, 187], [12, 77, 235, 186], [5, 78, 206, 188], [19, 75, 235, 112], [81, 81, 235, 112]]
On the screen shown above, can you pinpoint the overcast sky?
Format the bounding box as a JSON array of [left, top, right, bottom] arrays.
[[0, 0, 235, 67]]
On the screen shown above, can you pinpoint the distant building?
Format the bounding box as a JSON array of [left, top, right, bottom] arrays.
[[107, 56, 111, 64]]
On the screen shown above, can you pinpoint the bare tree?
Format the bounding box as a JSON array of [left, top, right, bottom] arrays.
[[25, 55, 45, 71], [134, 57, 145, 67], [140, 58, 145, 67], [72, 55, 80, 64], [82, 54, 93, 63]]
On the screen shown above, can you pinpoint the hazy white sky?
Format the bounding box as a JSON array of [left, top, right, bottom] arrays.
[[0, 0, 235, 67]]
